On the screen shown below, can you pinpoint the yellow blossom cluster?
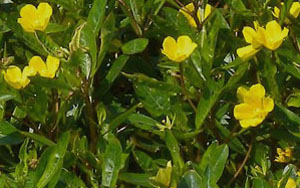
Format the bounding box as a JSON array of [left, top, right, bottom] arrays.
[[3, 3, 60, 89], [4, 55, 60, 89], [237, 21, 289, 59], [275, 147, 292, 163]]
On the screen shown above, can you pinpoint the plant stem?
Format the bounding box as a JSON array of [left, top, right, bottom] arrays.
[[179, 63, 197, 112], [227, 137, 253, 187], [83, 78, 97, 153]]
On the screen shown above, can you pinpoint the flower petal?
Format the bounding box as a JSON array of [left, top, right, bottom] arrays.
[[177, 35, 197, 58], [272, 6, 280, 18], [45, 55, 60, 78], [20, 4, 37, 19], [162, 36, 177, 61], [180, 3, 197, 27], [233, 103, 255, 120], [37, 2, 52, 31], [234, 103, 256, 120], [237, 86, 248, 102], [290, 2, 300, 18], [266, 20, 282, 35], [239, 116, 264, 128], [242, 26, 257, 44], [29, 56, 47, 75], [4, 66, 23, 89], [262, 97, 274, 112], [237, 45, 259, 59], [204, 4, 212, 21], [249, 84, 265, 98]]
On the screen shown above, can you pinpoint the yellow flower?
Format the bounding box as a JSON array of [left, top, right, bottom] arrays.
[[275, 147, 292, 163], [18, 3, 52, 32], [234, 84, 274, 128], [4, 65, 35, 89], [273, 2, 300, 21], [180, 3, 212, 27], [236, 21, 262, 59], [161, 36, 197, 62], [29, 55, 60, 78], [278, 178, 297, 188], [256, 20, 289, 50], [237, 21, 288, 58]]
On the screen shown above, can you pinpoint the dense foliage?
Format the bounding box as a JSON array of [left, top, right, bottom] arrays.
[[0, 0, 300, 187]]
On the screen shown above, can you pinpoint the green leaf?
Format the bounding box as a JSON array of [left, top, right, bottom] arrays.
[[109, 103, 141, 131], [199, 143, 229, 184], [119, 173, 153, 187], [58, 170, 86, 188], [121, 38, 149, 55], [43, 0, 81, 11], [101, 134, 125, 187], [36, 131, 70, 188], [87, 0, 107, 36], [132, 150, 159, 172], [123, 73, 181, 94], [195, 80, 223, 130], [19, 131, 55, 146], [274, 104, 300, 137], [178, 170, 204, 188], [0, 121, 23, 145], [286, 91, 300, 107], [134, 82, 171, 117], [93, 12, 116, 76], [99, 55, 129, 97], [252, 178, 271, 188], [165, 130, 184, 175], [128, 113, 162, 135]]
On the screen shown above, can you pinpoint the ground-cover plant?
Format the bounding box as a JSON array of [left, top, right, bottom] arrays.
[[0, 0, 300, 187]]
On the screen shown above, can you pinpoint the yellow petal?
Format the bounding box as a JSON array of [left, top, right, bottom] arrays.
[[234, 103, 256, 120], [20, 4, 37, 19], [253, 21, 259, 30], [17, 18, 35, 33], [5, 66, 22, 83], [237, 45, 259, 59], [237, 86, 248, 102], [45, 55, 60, 78], [4, 66, 23, 89], [242, 26, 257, 44], [249, 84, 265, 98], [180, 3, 197, 28], [273, 6, 280, 18], [242, 84, 266, 107], [37, 2, 52, 31], [18, 4, 37, 33], [239, 116, 264, 128], [162, 36, 177, 61], [252, 27, 265, 49], [290, 2, 300, 18], [285, 178, 296, 188], [262, 97, 274, 112], [204, 4, 212, 21], [29, 56, 47, 74], [281, 27, 289, 38], [22, 66, 36, 77], [177, 35, 197, 58]]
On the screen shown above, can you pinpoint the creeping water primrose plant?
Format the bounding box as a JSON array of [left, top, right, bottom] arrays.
[[0, 0, 300, 187]]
